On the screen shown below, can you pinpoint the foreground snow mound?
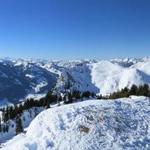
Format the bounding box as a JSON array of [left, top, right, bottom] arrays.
[[2, 97, 150, 150]]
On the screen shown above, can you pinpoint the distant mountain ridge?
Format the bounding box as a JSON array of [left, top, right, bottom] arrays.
[[0, 57, 150, 105]]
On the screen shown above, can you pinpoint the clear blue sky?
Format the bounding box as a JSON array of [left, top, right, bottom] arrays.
[[0, 0, 150, 59]]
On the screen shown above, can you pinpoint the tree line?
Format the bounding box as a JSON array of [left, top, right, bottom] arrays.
[[0, 84, 150, 134], [97, 84, 150, 99], [0, 90, 95, 134]]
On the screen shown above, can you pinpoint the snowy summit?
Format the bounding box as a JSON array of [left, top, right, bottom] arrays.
[[2, 97, 150, 150]]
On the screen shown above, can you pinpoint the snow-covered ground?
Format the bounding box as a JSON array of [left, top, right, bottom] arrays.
[[1, 96, 150, 150]]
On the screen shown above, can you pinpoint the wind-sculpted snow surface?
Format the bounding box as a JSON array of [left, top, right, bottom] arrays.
[[2, 97, 150, 150]]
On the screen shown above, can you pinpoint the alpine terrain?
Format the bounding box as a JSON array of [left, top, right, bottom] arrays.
[[0, 57, 150, 106]]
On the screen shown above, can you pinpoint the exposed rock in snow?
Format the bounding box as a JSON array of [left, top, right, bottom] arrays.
[[2, 97, 150, 150]]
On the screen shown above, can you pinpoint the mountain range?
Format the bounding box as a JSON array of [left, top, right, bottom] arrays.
[[0, 57, 150, 105]]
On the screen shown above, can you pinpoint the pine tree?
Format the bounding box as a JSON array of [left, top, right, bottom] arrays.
[[3, 125, 6, 133], [72, 90, 81, 99], [16, 115, 23, 135], [141, 84, 149, 96], [5, 124, 9, 132], [45, 99, 50, 109], [82, 91, 91, 98], [130, 85, 138, 95]]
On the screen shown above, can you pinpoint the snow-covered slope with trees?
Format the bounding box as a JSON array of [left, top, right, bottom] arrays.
[[91, 61, 145, 95], [2, 96, 150, 150], [0, 58, 57, 105], [0, 106, 44, 143], [0, 57, 150, 105]]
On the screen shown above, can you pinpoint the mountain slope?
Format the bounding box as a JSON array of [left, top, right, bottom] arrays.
[[0, 59, 57, 104], [2, 97, 150, 150], [0, 57, 150, 105]]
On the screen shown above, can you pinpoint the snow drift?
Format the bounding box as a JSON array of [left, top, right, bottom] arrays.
[[2, 97, 150, 150]]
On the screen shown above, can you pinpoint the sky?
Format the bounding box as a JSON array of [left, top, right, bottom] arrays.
[[0, 0, 150, 59]]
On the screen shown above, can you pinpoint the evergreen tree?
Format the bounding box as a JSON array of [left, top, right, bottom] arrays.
[[5, 124, 9, 132], [82, 91, 91, 98], [107, 84, 150, 99], [138, 84, 149, 96], [91, 92, 96, 98], [72, 90, 81, 99], [45, 99, 50, 109], [97, 94, 103, 99], [16, 115, 23, 135], [45, 91, 56, 103], [3, 107, 9, 122], [3, 125, 6, 133], [130, 85, 138, 95]]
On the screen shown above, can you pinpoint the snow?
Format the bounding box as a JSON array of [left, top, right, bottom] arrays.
[[33, 81, 48, 93], [24, 93, 46, 100], [51, 58, 150, 96], [0, 57, 150, 105], [25, 74, 35, 79], [2, 97, 150, 150], [91, 61, 144, 95], [133, 59, 150, 75], [13, 59, 28, 68]]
